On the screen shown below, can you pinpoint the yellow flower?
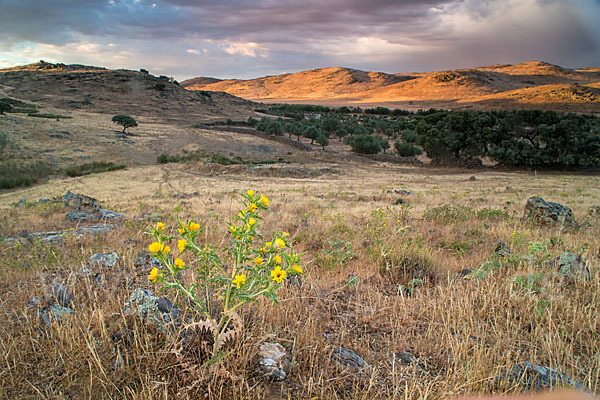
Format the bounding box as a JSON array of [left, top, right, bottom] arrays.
[[274, 238, 285, 249], [232, 274, 247, 288], [178, 228, 186, 234], [248, 203, 257, 212], [247, 190, 255, 197], [282, 231, 289, 238], [149, 241, 163, 253], [189, 222, 201, 232], [259, 195, 269, 207], [258, 247, 267, 254], [271, 266, 286, 283], [238, 210, 245, 218], [156, 222, 165, 231], [230, 225, 237, 233], [292, 264, 303, 274], [178, 239, 187, 253], [274, 254, 282, 264], [174, 258, 185, 268], [148, 267, 162, 282], [265, 241, 272, 248], [254, 257, 264, 265], [162, 245, 170, 255], [248, 218, 256, 226]]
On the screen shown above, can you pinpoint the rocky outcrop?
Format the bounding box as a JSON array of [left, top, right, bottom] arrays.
[[522, 196, 576, 228]]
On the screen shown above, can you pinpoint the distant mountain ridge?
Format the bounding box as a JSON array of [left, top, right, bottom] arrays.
[[182, 61, 600, 113]]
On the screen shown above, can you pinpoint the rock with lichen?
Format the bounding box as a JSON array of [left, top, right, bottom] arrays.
[[257, 342, 291, 381], [522, 196, 576, 228]]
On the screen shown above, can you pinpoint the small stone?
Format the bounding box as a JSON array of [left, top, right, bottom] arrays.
[[493, 240, 512, 257], [134, 251, 162, 269], [394, 351, 418, 366], [331, 346, 368, 371], [458, 267, 476, 278], [469, 176, 477, 181], [506, 186, 515, 191], [49, 282, 74, 307], [507, 362, 588, 392], [257, 342, 291, 381], [89, 252, 119, 268], [123, 288, 179, 333]]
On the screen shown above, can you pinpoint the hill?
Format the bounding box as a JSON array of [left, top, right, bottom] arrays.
[[0, 61, 256, 123], [183, 61, 600, 113], [0, 61, 269, 170]]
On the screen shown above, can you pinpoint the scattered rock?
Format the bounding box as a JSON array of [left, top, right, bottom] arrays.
[[48, 282, 74, 307], [123, 288, 179, 333], [548, 252, 590, 279], [38, 198, 50, 203], [257, 342, 291, 381], [89, 252, 119, 268], [493, 240, 512, 257], [506, 186, 515, 191], [64, 190, 100, 210], [28, 295, 74, 327], [134, 251, 162, 270], [386, 189, 412, 195], [63, 190, 125, 221], [458, 267, 476, 278], [522, 196, 576, 228], [469, 176, 477, 181], [331, 346, 368, 371], [3, 224, 117, 246], [506, 362, 588, 392], [66, 208, 125, 222], [157, 296, 183, 323], [393, 351, 419, 367]]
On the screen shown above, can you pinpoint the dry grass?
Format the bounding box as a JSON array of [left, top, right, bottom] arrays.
[[0, 161, 599, 399]]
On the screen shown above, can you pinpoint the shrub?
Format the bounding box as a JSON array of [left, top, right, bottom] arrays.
[[0, 131, 8, 154], [0, 161, 53, 189], [346, 134, 381, 154], [27, 113, 72, 119], [378, 243, 438, 287], [402, 130, 418, 144], [65, 162, 126, 177], [0, 101, 12, 115], [394, 141, 423, 157]]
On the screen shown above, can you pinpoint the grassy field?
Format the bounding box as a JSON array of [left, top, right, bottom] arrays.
[[0, 161, 598, 399]]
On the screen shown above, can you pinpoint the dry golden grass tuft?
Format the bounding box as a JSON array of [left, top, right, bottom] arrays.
[[0, 163, 599, 399]]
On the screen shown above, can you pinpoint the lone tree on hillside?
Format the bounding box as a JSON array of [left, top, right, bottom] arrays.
[[0, 101, 12, 115], [112, 114, 138, 133]]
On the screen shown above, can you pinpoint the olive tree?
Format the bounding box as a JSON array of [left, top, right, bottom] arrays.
[[112, 114, 138, 133]]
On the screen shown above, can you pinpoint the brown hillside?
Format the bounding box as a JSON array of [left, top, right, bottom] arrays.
[[0, 61, 256, 123], [183, 61, 600, 112], [182, 67, 410, 100]]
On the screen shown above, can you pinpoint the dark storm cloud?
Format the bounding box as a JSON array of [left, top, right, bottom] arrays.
[[0, 0, 599, 79]]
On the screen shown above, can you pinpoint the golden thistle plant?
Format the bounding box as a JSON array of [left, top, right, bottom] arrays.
[[147, 191, 303, 361]]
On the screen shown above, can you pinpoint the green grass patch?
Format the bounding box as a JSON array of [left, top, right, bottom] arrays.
[[0, 161, 54, 189], [28, 113, 72, 119], [65, 161, 126, 177]]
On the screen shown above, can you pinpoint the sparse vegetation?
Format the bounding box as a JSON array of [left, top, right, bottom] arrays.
[[0, 161, 53, 189], [64, 161, 126, 177]]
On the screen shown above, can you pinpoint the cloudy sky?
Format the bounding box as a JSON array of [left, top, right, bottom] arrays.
[[0, 0, 599, 80]]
